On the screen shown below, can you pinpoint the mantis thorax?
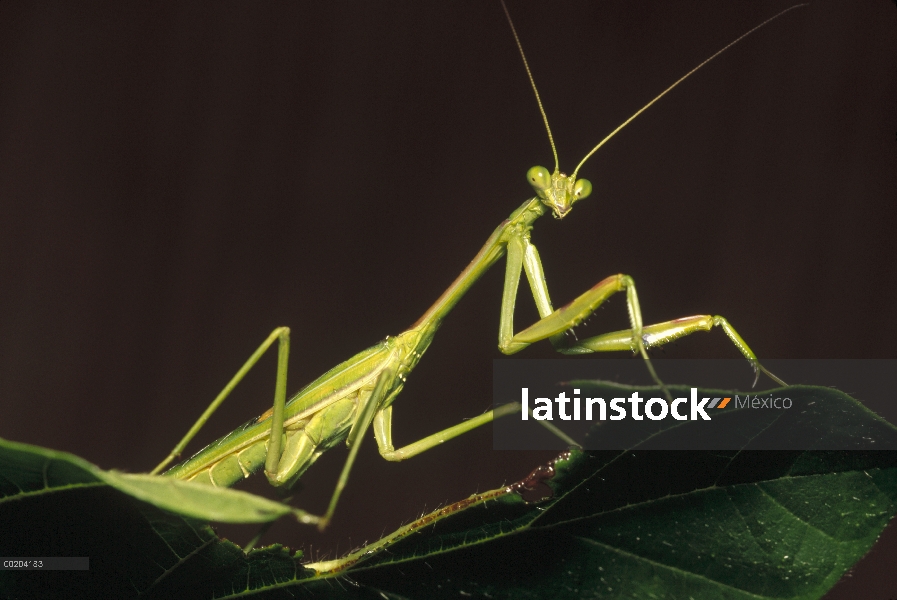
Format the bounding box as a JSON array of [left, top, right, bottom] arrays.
[[526, 166, 592, 219]]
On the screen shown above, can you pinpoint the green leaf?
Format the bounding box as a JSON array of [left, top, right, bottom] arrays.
[[1, 385, 895, 599], [0, 437, 295, 523]]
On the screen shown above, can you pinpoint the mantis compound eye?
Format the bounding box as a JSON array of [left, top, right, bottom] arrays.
[[572, 178, 592, 201], [526, 165, 552, 192]]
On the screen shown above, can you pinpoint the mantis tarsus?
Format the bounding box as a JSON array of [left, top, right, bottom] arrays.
[[147, 2, 799, 532]]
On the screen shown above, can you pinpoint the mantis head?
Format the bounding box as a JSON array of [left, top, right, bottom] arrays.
[[505, 0, 802, 222], [526, 166, 592, 219]]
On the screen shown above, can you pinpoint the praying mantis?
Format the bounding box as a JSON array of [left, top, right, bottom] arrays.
[[143, 2, 802, 531], [2, 0, 893, 557]]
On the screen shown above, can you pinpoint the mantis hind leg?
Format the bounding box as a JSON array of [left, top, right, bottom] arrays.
[[151, 327, 291, 475]]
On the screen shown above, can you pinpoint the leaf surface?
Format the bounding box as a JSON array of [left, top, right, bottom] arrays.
[[1, 385, 894, 599]]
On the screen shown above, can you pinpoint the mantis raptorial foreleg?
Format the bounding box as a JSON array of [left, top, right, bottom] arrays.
[[496, 236, 787, 388], [497, 232, 669, 396]]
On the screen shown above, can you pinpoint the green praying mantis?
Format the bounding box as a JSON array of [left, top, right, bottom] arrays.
[[150, 2, 799, 531]]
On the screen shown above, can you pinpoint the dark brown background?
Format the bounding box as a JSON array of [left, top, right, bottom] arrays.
[[1, 1, 894, 596]]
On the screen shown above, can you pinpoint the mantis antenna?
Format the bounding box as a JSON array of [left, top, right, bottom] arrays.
[[499, 0, 808, 180], [499, 0, 559, 174]]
